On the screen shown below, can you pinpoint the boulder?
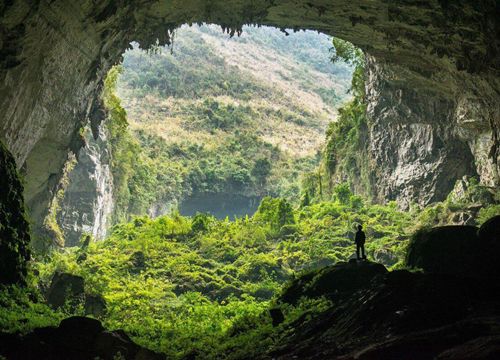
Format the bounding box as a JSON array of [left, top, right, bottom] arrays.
[[129, 251, 146, 273], [478, 215, 500, 242], [84, 294, 107, 317], [373, 248, 398, 267], [59, 316, 104, 335], [450, 211, 476, 226], [279, 261, 387, 305], [253, 287, 274, 301], [58, 316, 104, 351], [94, 331, 140, 359], [46, 272, 85, 309], [406, 220, 500, 279], [269, 307, 285, 327], [0, 316, 164, 360]]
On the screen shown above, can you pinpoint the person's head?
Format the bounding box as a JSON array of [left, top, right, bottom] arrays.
[[357, 224, 363, 231]]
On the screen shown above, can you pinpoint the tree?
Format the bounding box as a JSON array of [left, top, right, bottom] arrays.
[[333, 182, 352, 205], [252, 158, 272, 185], [254, 197, 294, 234], [331, 38, 365, 98], [300, 192, 311, 208]]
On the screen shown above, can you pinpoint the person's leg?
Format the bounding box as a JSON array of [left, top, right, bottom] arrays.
[[361, 244, 365, 259], [356, 244, 360, 260]]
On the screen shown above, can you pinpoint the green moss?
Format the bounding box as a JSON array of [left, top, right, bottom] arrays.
[[0, 285, 63, 333], [320, 39, 374, 201]]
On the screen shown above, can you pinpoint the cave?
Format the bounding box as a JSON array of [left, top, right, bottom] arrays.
[[1, 1, 499, 359]]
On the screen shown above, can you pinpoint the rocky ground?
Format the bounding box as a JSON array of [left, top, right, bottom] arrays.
[[260, 215, 500, 360]]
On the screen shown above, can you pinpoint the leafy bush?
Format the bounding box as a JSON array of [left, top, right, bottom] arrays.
[[333, 182, 352, 205]]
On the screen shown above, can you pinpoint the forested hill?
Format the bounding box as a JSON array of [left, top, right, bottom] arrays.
[[114, 25, 353, 218]]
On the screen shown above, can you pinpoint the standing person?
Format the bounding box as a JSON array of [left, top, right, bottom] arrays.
[[354, 224, 366, 260]]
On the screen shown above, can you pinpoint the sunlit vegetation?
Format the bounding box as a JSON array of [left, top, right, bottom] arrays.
[[1, 184, 498, 357], [6, 182, 495, 357], [416, 177, 500, 227], [2, 28, 498, 360], [295, 37, 374, 204], [27, 191, 414, 358]]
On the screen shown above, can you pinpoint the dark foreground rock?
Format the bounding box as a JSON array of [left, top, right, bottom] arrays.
[[0, 316, 163, 360], [280, 260, 387, 305], [477, 215, 500, 242], [260, 259, 500, 360], [406, 223, 500, 279]]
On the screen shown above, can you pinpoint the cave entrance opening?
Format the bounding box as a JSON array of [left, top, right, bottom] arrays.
[[56, 24, 357, 245]]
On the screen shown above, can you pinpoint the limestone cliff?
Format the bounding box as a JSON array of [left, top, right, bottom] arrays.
[[56, 125, 113, 247], [365, 56, 480, 208]]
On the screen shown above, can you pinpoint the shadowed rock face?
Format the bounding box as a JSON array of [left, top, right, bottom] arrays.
[[0, 140, 30, 284], [365, 56, 481, 207], [0, 1, 499, 243], [0, 316, 163, 360], [406, 218, 500, 279]]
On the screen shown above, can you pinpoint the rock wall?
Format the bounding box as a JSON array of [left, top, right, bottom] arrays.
[[0, 0, 499, 246], [57, 125, 113, 247], [0, 140, 30, 284], [365, 57, 475, 207], [363, 54, 499, 208]]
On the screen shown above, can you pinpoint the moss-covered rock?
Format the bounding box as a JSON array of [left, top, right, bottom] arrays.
[[46, 272, 85, 310], [0, 141, 30, 284]]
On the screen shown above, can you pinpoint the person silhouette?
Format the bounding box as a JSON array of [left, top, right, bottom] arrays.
[[355, 224, 366, 260]]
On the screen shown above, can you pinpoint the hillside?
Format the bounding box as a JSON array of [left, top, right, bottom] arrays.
[[115, 24, 353, 219]]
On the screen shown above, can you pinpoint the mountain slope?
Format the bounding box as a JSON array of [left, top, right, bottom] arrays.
[[115, 25, 353, 218]]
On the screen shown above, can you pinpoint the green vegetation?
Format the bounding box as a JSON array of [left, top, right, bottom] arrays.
[[416, 177, 499, 227], [42, 154, 77, 249], [0, 285, 64, 333], [1, 188, 498, 358], [3, 26, 498, 360], [310, 38, 373, 200], [26, 193, 412, 358]]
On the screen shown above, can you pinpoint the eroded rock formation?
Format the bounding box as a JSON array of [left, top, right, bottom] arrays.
[[258, 217, 500, 359], [1, 1, 499, 246], [57, 125, 113, 246], [365, 55, 481, 207]]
